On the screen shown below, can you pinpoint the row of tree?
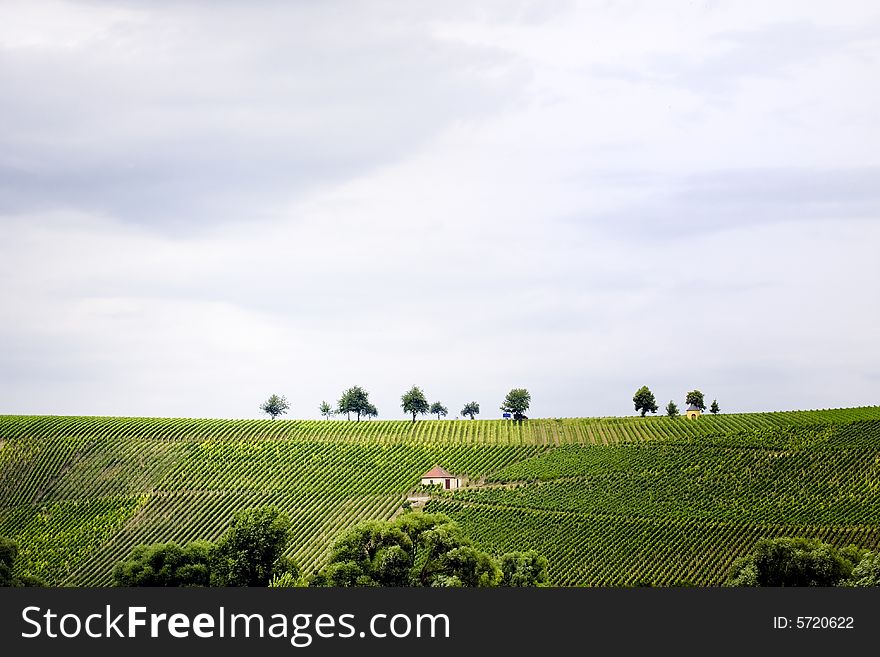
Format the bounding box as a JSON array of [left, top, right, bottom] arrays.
[[108, 507, 548, 588], [261, 388, 533, 423], [633, 387, 720, 417]]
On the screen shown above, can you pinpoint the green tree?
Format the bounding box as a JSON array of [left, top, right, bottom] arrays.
[[844, 552, 880, 587], [260, 394, 290, 420], [363, 402, 378, 420], [726, 538, 860, 587], [211, 507, 294, 586], [319, 401, 334, 420], [430, 401, 448, 420], [499, 550, 549, 587], [685, 390, 706, 411], [0, 536, 46, 587], [710, 399, 720, 414], [632, 386, 658, 417], [461, 401, 480, 420], [666, 400, 679, 417], [310, 513, 544, 588], [0, 537, 14, 587], [501, 388, 531, 420], [337, 386, 372, 422], [401, 385, 430, 423], [112, 541, 213, 586]]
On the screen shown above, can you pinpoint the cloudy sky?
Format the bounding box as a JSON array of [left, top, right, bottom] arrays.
[[1, 0, 878, 420]]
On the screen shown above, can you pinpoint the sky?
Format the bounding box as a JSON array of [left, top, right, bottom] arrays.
[[1, 0, 879, 420]]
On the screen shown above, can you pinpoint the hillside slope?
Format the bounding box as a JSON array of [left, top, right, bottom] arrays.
[[1, 407, 879, 586]]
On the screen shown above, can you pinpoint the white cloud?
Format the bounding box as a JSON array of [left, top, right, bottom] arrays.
[[1, 1, 879, 419]]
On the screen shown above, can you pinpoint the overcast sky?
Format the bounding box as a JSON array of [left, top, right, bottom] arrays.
[[1, 0, 879, 420]]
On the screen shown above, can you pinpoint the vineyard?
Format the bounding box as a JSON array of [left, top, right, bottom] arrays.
[[1, 407, 880, 586]]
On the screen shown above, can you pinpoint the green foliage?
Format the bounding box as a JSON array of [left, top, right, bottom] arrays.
[[710, 399, 720, 414], [112, 541, 213, 586], [0, 536, 45, 587], [633, 386, 658, 417], [310, 513, 538, 587], [430, 402, 448, 420], [319, 401, 334, 420], [401, 386, 430, 423], [461, 401, 480, 420], [501, 389, 531, 416], [260, 394, 290, 420], [337, 386, 373, 422], [726, 538, 860, 587], [685, 390, 706, 411], [0, 536, 15, 586], [211, 507, 293, 586], [844, 552, 880, 586], [666, 400, 679, 417], [499, 550, 549, 586]]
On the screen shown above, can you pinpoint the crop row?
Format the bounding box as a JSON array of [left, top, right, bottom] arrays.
[[0, 437, 542, 584], [426, 500, 880, 586]]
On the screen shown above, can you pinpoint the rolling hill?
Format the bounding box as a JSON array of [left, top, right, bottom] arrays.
[[1, 407, 879, 586]]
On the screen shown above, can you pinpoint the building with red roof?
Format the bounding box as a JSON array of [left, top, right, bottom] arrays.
[[420, 465, 460, 490]]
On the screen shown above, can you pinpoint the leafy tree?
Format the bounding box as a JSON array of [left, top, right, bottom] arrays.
[[260, 394, 290, 420], [666, 400, 679, 417], [310, 513, 544, 587], [337, 386, 373, 422], [461, 401, 480, 420], [430, 402, 448, 420], [0, 537, 14, 587], [843, 552, 880, 587], [319, 401, 334, 420], [112, 541, 213, 586], [401, 385, 430, 423], [0, 536, 45, 587], [211, 507, 294, 586], [499, 550, 549, 587], [685, 390, 706, 411], [363, 402, 378, 420], [632, 386, 658, 417], [501, 388, 531, 420], [726, 538, 860, 587], [710, 399, 720, 414]]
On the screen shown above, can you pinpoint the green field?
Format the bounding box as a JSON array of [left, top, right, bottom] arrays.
[[2, 407, 880, 586]]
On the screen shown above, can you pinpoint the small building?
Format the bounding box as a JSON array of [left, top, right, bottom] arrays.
[[686, 404, 702, 420], [421, 465, 460, 490]]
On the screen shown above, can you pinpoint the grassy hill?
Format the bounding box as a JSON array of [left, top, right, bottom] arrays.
[[1, 407, 879, 586]]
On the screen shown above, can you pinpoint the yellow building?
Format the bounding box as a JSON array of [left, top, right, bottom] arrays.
[[686, 404, 702, 420]]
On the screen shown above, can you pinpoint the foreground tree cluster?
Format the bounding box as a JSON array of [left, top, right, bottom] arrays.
[[111, 508, 547, 588], [726, 537, 880, 587], [113, 507, 296, 587], [309, 512, 548, 587]]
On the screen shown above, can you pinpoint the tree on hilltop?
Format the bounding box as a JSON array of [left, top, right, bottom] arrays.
[[401, 386, 430, 423], [710, 399, 720, 414], [430, 402, 448, 420], [633, 386, 658, 417], [260, 394, 290, 420], [319, 401, 334, 420], [685, 390, 706, 411], [666, 400, 679, 417], [461, 401, 480, 420], [337, 386, 373, 422], [501, 388, 531, 420]]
